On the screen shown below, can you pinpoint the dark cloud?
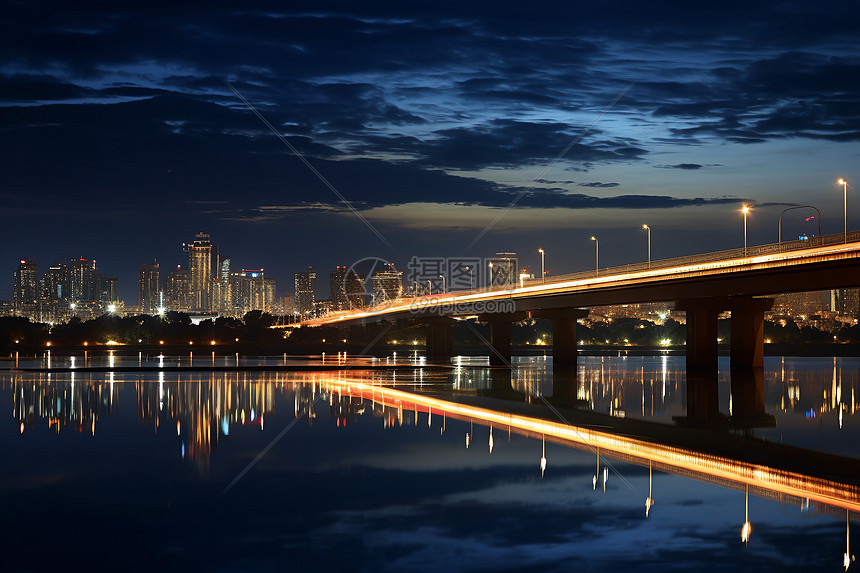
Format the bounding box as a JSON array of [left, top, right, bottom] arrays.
[[578, 182, 621, 188], [654, 163, 702, 170]]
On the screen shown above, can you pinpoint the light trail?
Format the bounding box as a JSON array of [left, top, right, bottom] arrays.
[[295, 236, 860, 328], [319, 374, 860, 514]]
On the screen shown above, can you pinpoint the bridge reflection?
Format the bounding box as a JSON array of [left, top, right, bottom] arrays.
[[314, 372, 860, 516], [6, 360, 860, 518]]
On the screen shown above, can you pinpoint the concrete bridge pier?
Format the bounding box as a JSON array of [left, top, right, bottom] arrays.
[[727, 297, 774, 369], [478, 312, 528, 366], [528, 309, 588, 371], [676, 298, 722, 370], [488, 319, 512, 366], [424, 318, 455, 362]]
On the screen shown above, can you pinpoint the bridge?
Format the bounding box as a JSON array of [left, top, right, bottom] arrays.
[[296, 231, 860, 370]]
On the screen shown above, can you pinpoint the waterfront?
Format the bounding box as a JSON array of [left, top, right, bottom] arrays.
[[2, 354, 859, 572]]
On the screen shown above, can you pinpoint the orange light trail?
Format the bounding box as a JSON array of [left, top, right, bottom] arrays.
[[297, 238, 860, 328], [321, 375, 860, 513]]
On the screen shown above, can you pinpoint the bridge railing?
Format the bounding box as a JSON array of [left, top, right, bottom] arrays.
[[465, 229, 860, 297], [307, 231, 860, 322]]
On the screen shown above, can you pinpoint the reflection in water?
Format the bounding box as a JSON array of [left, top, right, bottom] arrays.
[[4, 356, 860, 524], [4, 354, 860, 570], [742, 484, 752, 545], [645, 460, 654, 518]]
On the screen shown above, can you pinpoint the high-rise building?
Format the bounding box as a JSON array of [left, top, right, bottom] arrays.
[[295, 267, 316, 316], [345, 271, 366, 309], [230, 269, 270, 314], [13, 259, 38, 316], [214, 257, 232, 314], [330, 266, 348, 310], [489, 252, 518, 286], [138, 262, 161, 315], [772, 291, 824, 319], [830, 288, 860, 319], [41, 263, 67, 303], [67, 257, 98, 303], [98, 275, 119, 305], [372, 264, 402, 305], [263, 278, 277, 313], [329, 266, 366, 309], [187, 232, 213, 312], [167, 266, 191, 313]]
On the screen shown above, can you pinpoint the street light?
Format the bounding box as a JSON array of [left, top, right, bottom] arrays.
[[538, 248, 545, 283], [839, 178, 849, 243], [590, 236, 599, 276], [642, 225, 651, 269], [741, 205, 750, 256], [439, 274, 446, 293], [778, 205, 821, 244], [427, 279, 432, 295], [488, 261, 494, 288], [466, 266, 473, 291]]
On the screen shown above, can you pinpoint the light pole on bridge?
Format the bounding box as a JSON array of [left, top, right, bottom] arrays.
[[538, 248, 545, 283], [439, 274, 446, 293], [839, 178, 849, 244], [590, 236, 599, 276], [642, 224, 651, 269], [741, 205, 750, 256]]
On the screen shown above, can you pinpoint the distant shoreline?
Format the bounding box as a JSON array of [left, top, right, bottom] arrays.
[[2, 341, 858, 360]]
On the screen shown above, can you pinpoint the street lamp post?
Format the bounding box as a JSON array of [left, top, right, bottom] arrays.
[[439, 274, 446, 293], [642, 225, 651, 269], [778, 205, 821, 244], [590, 236, 599, 276], [466, 267, 473, 291], [488, 261, 494, 288], [741, 205, 750, 256], [538, 248, 545, 283], [839, 178, 848, 244], [427, 279, 432, 295]]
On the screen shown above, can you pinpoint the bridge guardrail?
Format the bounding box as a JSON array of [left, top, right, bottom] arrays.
[[307, 230, 860, 322]]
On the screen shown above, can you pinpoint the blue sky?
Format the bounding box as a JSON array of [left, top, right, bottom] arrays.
[[2, 0, 859, 301]]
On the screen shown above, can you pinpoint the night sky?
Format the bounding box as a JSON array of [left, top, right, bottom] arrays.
[[3, 0, 859, 302]]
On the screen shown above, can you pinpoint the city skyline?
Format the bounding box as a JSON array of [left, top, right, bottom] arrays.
[[2, 1, 859, 308]]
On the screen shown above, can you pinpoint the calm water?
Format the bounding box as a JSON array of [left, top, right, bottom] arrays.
[[1, 353, 858, 572]]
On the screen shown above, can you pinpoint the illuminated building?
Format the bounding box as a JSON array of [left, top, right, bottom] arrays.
[[167, 266, 191, 312], [372, 263, 402, 305], [228, 269, 275, 314], [187, 232, 213, 312], [12, 259, 38, 316], [67, 257, 98, 303], [138, 262, 160, 315], [489, 252, 518, 286], [770, 290, 825, 320], [98, 274, 119, 306], [330, 266, 348, 310], [830, 288, 860, 319], [328, 266, 366, 310], [39, 263, 68, 321], [41, 263, 66, 302], [346, 271, 366, 309], [213, 257, 232, 313], [295, 266, 316, 316]]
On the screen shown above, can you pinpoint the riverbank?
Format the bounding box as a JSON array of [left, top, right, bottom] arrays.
[[3, 340, 859, 360]]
